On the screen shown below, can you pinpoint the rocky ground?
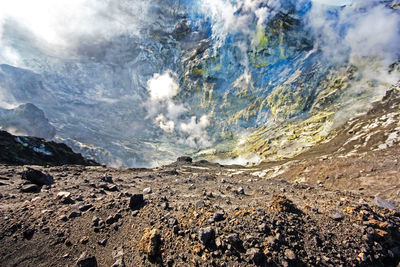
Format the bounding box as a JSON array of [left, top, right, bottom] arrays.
[[0, 155, 399, 267], [0, 89, 400, 266]]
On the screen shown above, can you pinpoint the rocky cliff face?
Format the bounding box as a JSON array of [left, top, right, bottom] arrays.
[[0, 130, 97, 166], [0, 103, 56, 139]]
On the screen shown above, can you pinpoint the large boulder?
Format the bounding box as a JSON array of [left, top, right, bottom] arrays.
[[76, 252, 97, 267], [21, 168, 53, 185]]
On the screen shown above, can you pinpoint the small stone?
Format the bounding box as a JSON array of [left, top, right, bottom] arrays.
[[23, 228, 35, 240], [358, 252, 367, 262], [258, 223, 268, 233], [80, 236, 89, 244], [98, 239, 107, 246], [168, 218, 178, 226], [59, 215, 68, 222], [100, 183, 118, 192], [213, 211, 225, 222], [111, 258, 125, 267], [372, 197, 397, 210], [68, 211, 81, 219], [107, 185, 118, 192], [173, 225, 179, 235], [79, 204, 93, 212], [237, 187, 245, 194], [198, 227, 215, 246], [285, 249, 296, 260], [106, 215, 116, 225], [76, 252, 97, 267], [227, 233, 241, 247], [177, 156, 192, 163], [161, 202, 169, 210], [195, 200, 205, 209], [139, 228, 162, 258], [129, 194, 144, 210], [31, 196, 41, 202], [92, 216, 100, 227], [143, 188, 152, 194], [215, 237, 224, 248], [57, 192, 75, 204], [57, 191, 71, 198], [330, 210, 344, 221], [102, 175, 113, 183], [21, 184, 41, 193], [247, 248, 264, 265], [132, 210, 139, 216]]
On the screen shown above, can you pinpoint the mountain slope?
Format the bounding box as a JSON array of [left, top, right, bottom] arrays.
[[0, 130, 97, 166]]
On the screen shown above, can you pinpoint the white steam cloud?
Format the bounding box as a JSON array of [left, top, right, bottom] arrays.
[[213, 154, 262, 166], [147, 71, 179, 101], [198, 0, 281, 71], [180, 115, 211, 148], [0, 86, 19, 109], [307, 0, 400, 65], [199, 0, 280, 41], [312, 0, 353, 6], [146, 70, 213, 149], [0, 0, 150, 64]]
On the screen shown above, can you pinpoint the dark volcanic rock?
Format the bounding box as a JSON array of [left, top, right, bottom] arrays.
[[227, 233, 242, 248], [246, 248, 265, 265], [372, 197, 397, 210], [198, 227, 215, 246], [330, 210, 345, 221], [177, 156, 193, 164], [213, 211, 225, 222], [76, 252, 97, 267], [22, 168, 53, 185], [69, 211, 82, 219], [23, 228, 35, 240], [21, 184, 41, 193], [0, 130, 97, 166], [129, 194, 144, 210], [172, 20, 191, 40]]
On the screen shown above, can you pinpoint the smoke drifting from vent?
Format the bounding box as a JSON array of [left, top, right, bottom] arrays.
[[307, 0, 400, 65], [145, 71, 213, 149]]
